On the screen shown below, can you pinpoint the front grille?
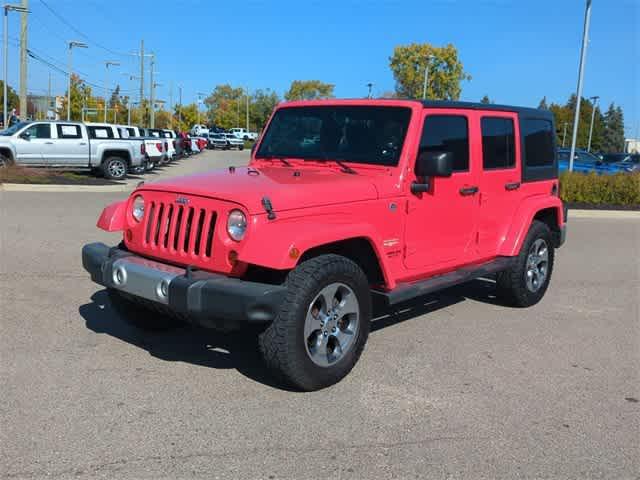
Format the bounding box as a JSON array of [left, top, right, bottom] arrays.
[[143, 201, 217, 259]]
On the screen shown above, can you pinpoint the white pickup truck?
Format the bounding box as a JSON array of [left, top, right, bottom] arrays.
[[0, 121, 145, 180], [190, 124, 209, 136], [115, 125, 168, 170], [228, 127, 258, 141]]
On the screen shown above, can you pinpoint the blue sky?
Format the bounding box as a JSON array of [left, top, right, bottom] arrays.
[[4, 0, 639, 136]]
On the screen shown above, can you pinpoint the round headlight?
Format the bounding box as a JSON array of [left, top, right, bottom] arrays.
[[227, 209, 247, 241], [132, 195, 144, 222]]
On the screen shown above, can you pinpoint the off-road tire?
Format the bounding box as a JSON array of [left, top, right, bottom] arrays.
[[0, 152, 13, 167], [258, 254, 371, 391], [102, 156, 128, 180], [107, 288, 184, 331], [496, 220, 555, 307]]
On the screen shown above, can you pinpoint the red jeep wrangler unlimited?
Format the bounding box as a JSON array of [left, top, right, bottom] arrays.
[[82, 99, 566, 391]]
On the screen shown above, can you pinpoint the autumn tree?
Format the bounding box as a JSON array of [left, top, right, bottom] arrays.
[[58, 74, 95, 121], [284, 80, 334, 101], [154, 109, 172, 129], [203, 84, 244, 130], [389, 43, 470, 100], [250, 88, 280, 131], [173, 103, 198, 132]]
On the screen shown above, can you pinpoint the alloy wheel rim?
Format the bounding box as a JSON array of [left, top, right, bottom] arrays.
[[304, 282, 359, 367], [109, 161, 125, 178], [525, 238, 549, 292]]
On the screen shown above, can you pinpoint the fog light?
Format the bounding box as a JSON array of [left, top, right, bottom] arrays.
[[228, 250, 239, 266]]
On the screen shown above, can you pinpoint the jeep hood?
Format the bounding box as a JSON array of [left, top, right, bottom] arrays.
[[140, 166, 379, 214]]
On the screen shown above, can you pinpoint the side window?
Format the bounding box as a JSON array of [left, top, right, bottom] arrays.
[[126, 128, 136, 137], [481, 117, 515, 169], [420, 115, 469, 172], [56, 124, 82, 139], [25, 123, 51, 139], [87, 126, 114, 139], [522, 119, 554, 167]]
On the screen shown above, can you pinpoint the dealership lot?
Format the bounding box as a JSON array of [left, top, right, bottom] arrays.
[[1, 149, 638, 479]]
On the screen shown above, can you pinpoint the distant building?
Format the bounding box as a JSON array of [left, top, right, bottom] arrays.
[[624, 138, 639, 154], [26, 94, 63, 120]]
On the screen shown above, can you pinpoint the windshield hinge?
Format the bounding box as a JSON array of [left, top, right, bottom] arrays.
[[262, 196, 276, 220]]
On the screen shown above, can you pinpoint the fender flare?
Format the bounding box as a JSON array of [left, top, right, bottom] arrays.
[[97, 200, 127, 232], [239, 218, 395, 288], [499, 195, 564, 257]]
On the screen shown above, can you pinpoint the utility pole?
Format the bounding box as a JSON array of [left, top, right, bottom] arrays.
[[569, 0, 592, 171], [47, 71, 51, 119], [587, 95, 599, 152], [168, 81, 173, 129], [19, 0, 27, 120], [3, 3, 29, 126], [139, 39, 144, 123], [178, 85, 182, 129], [246, 86, 250, 131], [196, 92, 206, 126], [67, 40, 88, 121], [236, 96, 240, 128], [104, 61, 119, 122], [562, 122, 568, 148], [149, 53, 155, 127]]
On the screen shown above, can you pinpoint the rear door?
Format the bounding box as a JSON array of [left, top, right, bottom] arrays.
[[13, 123, 52, 165], [51, 123, 89, 166], [403, 110, 480, 271], [476, 112, 522, 258]]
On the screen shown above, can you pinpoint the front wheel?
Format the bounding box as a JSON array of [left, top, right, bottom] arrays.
[[258, 254, 371, 391], [0, 153, 14, 167], [496, 220, 555, 307], [102, 157, 128, 180]]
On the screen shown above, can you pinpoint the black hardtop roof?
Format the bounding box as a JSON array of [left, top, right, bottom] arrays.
[[419, 100, 553, 119]]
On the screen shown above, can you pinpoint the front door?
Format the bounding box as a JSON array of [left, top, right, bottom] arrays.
[[51, 123, 89, 166], [476, 113, 522, 258], [13, 123, 53, 165], [404, 111, 480, 272]]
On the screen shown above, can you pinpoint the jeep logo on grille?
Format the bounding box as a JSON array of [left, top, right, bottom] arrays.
[[176, 196, 189, 205]]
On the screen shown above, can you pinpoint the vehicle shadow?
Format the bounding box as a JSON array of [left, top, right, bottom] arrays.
[[78, 278, 507, 390]]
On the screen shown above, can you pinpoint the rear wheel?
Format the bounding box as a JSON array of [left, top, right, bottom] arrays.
[[102, 156, 128, 180], [496, 220, 555, 307], [0, 152, 13, 167], [258, 254, 371, 391], [107, 289, 183, 331]]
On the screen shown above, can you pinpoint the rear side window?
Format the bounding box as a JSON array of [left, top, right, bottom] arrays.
[[420, 115, 469, 172], [126, 128, 136, 137], [481, 117, 515, 169], [87, 126, 114, 139], [56, 124, 82, 139], [522, 119, 554, 167]]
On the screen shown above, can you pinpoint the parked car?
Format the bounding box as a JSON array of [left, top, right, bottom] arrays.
[[190, 124, 209, 136], [557, 148, 627, 175], [0, 120, 145, 180], [116, 125, 167, 170], [161, 129, 177, 161], [207, 133, 228, 150], [86, 123, 149, 174], [82, 99, 566, 390], [224, 133, 244, 150], [229, 127, 258, 141], [176, 132, 192, 156]]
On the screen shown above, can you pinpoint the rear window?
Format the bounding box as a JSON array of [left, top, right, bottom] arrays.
[[87, 126, 114, 139], [522, 119, 554, 167]]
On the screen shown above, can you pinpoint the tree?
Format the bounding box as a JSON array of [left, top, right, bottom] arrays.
[[284, 80, 334, 101], [204, 84, 244, 130], [58, 74, 93, 121], [601, 103, 625, 153], [173, 103, 198, 132], [154, 109, 172, 129], [548, 95, 605, 151], [250, 88, 280, 131], [480, 95, 492, 104], [538, 97, 548, 109], [0, 81, 19, 121], [389, 42, 470, 100]]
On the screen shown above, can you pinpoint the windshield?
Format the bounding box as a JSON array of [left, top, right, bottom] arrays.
[[0, 121, 31, 136], [256, 106, 411, 166]]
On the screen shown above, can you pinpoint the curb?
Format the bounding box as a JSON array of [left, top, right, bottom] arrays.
[[0, 183, 132, 193], [569, 209, 640, 219]]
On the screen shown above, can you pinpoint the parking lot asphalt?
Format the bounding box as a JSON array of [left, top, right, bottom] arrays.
[[1, 149, 639, 479]]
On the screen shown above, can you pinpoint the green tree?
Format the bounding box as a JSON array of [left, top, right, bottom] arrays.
[[250, 88, 280, 132], [601, 103, 625, 153], [284, 80, 334, 101], [538, 97, 548, 109], [0, 81, 19, 121], [173, 103, 198, 132], [480, 95, 492, 104], [548, 95, 605, 151], [59, 74, 95, 121], [389, 42, 470, 100], [154, 109, 172, 129], [204, 84, 244, 130]]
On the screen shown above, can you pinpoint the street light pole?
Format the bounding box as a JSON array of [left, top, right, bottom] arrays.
[[67, 40, 88, 121], [3, 3, 29, 127], [587, 95, 599, 152], [367, 82, 373, 99], [422, 54, 434, 100], [246, 86, 249, 132], [104, 61, 120, 123], [568, 0, 592, 171]]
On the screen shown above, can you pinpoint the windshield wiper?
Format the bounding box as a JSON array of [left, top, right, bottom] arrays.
[[260, 155, 291, 166], [333, 160, 357, 174]]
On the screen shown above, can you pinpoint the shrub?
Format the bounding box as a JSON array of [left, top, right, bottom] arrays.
[[560, 171, 640, 206]]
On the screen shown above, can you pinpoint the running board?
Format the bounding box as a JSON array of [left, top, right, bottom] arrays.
[[374, 257, 515, 305]]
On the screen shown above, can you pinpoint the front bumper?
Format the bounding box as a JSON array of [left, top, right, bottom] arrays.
[[82, 242, 287, 328]]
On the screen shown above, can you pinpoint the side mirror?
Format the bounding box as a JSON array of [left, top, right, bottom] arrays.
[[19, 131, 31, 140], [411, 150, 453, 194]]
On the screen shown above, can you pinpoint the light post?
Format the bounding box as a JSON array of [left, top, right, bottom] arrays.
[[196, 92, 206, 126], [562, 122, 568, 147], [587, 95, 599, 152], [366, 82, 373, 99], [122, 73, 140, 126], [67, 40, 88, 121], [3, 3, 29, 127], [568, 0, 592, 171], [422, 54, 435, 100], [103, 61, 119, 122]]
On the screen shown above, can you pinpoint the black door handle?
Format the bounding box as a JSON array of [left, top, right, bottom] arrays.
[[459, 186, 479, 196], [505, 182, 521, 191]]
